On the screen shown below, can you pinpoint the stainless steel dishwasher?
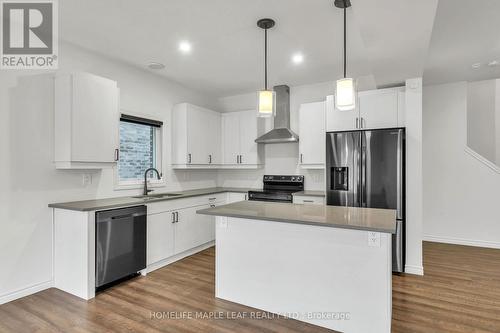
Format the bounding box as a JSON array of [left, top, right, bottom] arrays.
[[96, 205, 147, 289]]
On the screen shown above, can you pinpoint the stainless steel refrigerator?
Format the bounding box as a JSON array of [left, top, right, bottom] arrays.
[[326, 128, 405, 272]]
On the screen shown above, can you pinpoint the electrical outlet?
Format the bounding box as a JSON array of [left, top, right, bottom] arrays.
[[82, 174, 92, 186], [367, 232, 381, 247]]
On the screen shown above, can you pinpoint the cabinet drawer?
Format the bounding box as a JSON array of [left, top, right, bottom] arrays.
[[293, 195, 325, 205]]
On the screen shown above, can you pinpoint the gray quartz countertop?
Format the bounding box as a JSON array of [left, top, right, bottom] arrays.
[[48, 187, 256, 212], [293, 190, 326, 197], [197, 201, 396, 234]]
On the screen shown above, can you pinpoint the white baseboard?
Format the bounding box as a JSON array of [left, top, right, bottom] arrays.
[[0, 280, 53, 305], [404, 265, 424, 276], [424, 235, 500, 249], [146, 241, 215, 274]]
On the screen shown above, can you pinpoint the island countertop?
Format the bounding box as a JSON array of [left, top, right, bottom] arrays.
[[197, 200, 396, 234]]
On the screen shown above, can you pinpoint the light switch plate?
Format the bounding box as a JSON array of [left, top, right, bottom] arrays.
[[367, 232, 381, 247]]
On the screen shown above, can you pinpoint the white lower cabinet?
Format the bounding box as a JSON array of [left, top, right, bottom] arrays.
[[292, 195, 325, 205], [147, 211, 175, 265], [227, 192, 248, 202], [174, 205, 214, 255], [146, 195, 222, 267]]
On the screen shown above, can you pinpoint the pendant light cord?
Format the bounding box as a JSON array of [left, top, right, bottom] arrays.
[[343, 7, 346, 78], [264, 28, 268, 90]]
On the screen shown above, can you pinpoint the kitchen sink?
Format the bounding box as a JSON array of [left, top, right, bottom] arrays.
[[132, 193, 182, 200]]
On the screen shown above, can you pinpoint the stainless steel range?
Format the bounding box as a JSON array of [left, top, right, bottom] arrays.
[[248, 175, 304, 203]]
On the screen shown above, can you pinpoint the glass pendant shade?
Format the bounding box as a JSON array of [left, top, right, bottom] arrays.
[[335, 78, 356, 111], [257, 89, 275, 117]]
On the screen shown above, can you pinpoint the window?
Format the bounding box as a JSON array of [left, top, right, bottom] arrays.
[[117, 114, 163, 186]]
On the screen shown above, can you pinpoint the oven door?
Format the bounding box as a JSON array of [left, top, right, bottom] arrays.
[[248, 191, 293, 202]]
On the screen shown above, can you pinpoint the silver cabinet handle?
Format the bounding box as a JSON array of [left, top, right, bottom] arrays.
[[244, 194, 247, 200], [209, 154, 212, 164], [114, 149, 120, 161], [171, 212, 176, 223], [303, 200, 314, 203], [239, 155, 243, 164], [362, 117, 365, 128], [300, 153, 303, 163], [175, 212, 179, 223], [356, 117, 359, 129], [188, 153, 192, 164]]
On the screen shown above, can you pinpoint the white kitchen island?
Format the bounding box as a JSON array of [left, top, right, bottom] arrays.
[[197, 201, 396, 333]]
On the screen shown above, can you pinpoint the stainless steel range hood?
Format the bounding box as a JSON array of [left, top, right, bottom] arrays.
[[255, 85, 299, 144]]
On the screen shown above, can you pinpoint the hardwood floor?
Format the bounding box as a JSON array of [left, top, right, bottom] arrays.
[[1, 241, 500, 333]]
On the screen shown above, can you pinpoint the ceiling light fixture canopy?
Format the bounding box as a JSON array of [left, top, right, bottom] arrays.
[[334, 0, 356, 111], [257, 18, 276, 118]]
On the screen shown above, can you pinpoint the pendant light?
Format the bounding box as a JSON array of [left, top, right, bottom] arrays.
[[257, 18, 276, 118], [334, 0, 356, 111]]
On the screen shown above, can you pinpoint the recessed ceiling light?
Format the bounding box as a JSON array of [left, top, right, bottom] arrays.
[[488, 60, 499, 67], [292, 53, 304, 64], [179, 41, 192, 54], [147, 62, 165, 70], [471, 63, 481, 69]]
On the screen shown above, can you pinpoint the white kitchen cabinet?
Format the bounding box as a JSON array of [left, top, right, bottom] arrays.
[[326, 94, 359, 131], [174, 204, 215, 254], [172, 103, 221, 167], [299, 101, 326, 168], [222, 112, 241, 165], [54, 72, 119, 169], [227, 192, 248, 203], [221, 110, 264, 168], [147, 211, 175, 265], [326, 87, 405, 132], [293, 195, 325, 205], [358, 89, 399, 129]]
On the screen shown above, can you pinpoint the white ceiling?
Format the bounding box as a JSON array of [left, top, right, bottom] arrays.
[[424, 0, 500, 85], [59, 0, 497, 97]]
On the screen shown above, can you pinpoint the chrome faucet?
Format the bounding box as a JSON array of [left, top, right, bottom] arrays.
[[143, 168, 161, 196]]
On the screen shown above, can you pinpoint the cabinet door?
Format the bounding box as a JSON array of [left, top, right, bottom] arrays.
[[239, 110, 261, 165], [186, 106, 209, 164], [222, 113, 240, 164], [299, 101, 326, 166], [174, 206, 214, 254], [208, 111, 222, 165], [71, 73, 119, 162], [227, 192, 247, 203], [147, 212, 175, 265], [326, 95, 359, 132], [358, 90, 398, 129]]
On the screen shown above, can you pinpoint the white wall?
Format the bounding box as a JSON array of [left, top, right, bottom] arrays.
[[0, 42, 218, 303], [423, 81, 500, 248], [466, 80, 497, 163], [216, 82, 334, 190]]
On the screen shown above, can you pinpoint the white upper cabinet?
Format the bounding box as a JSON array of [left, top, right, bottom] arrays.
[[222, 112, 240, 165], [326, 87, 406, 132], [172, 103, 221, 167], [326, 95, 359, 131], [358, 89, 399, 129], [55, 72, 119, 169], [221, 109, 264, 168], [299, 101, 326, 168]]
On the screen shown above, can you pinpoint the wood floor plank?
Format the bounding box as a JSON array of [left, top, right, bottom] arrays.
[[1, 242, 499, 333]]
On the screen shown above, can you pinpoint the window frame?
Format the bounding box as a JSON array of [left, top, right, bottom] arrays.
[[114, 111, 166, 190]]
